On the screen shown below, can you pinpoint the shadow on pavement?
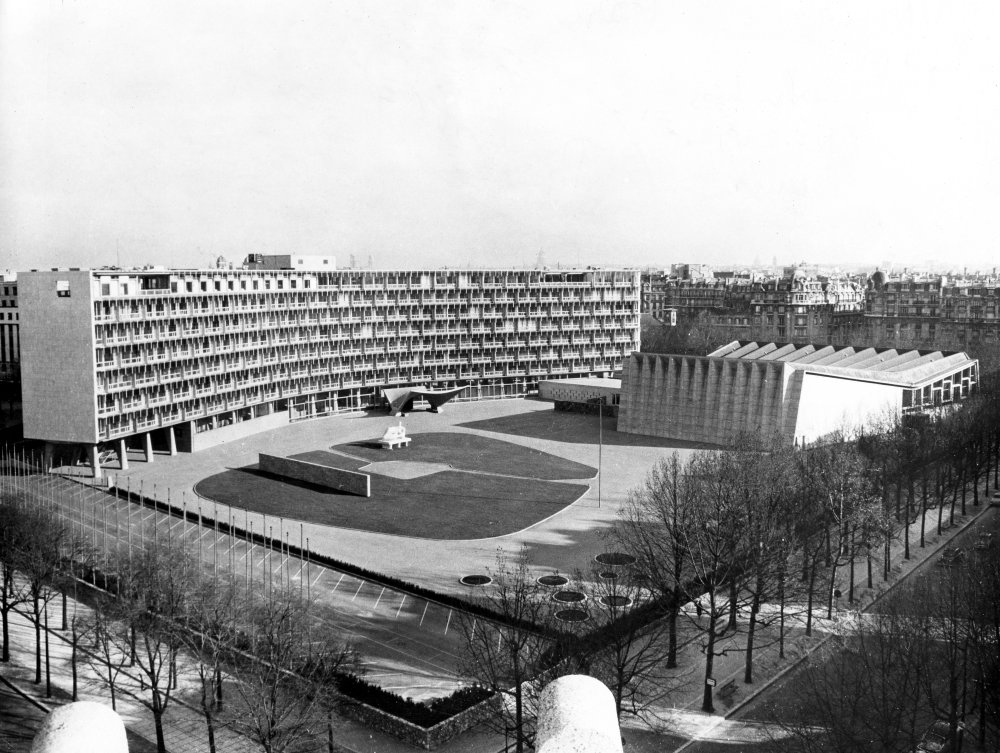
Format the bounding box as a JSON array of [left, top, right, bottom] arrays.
[[457, 409, 716, 449]]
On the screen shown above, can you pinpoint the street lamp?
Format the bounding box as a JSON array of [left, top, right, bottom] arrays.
[[588, 395, 606, 507]]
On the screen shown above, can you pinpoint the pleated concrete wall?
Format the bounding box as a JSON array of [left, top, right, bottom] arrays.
[[618, 353, 794, 445]]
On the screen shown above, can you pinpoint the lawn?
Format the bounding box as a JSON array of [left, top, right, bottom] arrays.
[[194, 434, 591, 539], [332, 431, 596, 480]]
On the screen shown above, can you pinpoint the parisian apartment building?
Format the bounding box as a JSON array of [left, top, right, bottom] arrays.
[[643, 266, 1000, 357]]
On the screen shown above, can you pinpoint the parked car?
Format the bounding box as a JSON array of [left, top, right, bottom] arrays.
[[936, 547, 965, 567], [916, 720, 953, 753]]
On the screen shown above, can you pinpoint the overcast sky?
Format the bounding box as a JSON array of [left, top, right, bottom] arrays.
[[1, 1, 998, 273]]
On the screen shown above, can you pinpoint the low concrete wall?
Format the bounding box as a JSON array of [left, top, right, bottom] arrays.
[[259, 453, 371, 497]]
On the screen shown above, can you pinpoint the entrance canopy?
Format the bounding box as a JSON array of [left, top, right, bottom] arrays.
[[383, 385, 467, 414]]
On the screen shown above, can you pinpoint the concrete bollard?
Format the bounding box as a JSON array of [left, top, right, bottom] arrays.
[[30, 701, 128, 753], [536, 675, 624, 753]]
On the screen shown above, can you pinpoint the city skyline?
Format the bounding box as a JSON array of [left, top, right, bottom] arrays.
[[2, 1, 999, 273]]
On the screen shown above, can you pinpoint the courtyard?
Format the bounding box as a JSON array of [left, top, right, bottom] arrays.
[[111, 398, 698, 595]]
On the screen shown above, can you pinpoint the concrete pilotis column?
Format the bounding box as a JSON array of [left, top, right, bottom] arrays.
[[167, 426, 177, 456], [117, 439, 128, 471], [89, 445, 103, 480], [144, 432, 154, 463]]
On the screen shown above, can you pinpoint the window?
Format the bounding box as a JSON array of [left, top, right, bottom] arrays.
[[201, 281, 208, 292], [56, 280, 71, 298], [186, 281, 193, 292], [215, 281, 222, 291], [101, 284, 110, 296]]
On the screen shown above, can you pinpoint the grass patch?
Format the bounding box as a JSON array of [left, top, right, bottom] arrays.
[[333, 431, 595, 480], [195, 446, 589, 539]]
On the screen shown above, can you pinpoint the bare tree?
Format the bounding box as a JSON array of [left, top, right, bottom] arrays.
[[92, 540, 199, 753], [458, 547, 558, 753], [12, 503, 89, 688], [773, 606, 930, 753], [84, 593, 131, 711], [614, 452, 697, 670], [796, 436, 882, 620], [683, 449, 750, 713], [227, 585, 357, 753], [731, 435, 798, 684], [580, 562, 683, 721], [180, 576, 243, 753], [0, 495, 34, 663]]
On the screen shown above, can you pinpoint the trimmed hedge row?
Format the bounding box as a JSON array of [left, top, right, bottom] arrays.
[[336, 674, 492, 728]]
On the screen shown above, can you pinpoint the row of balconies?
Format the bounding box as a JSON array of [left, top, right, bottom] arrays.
[[102, 354, 611, 401], [94, 286, 639, 322], [96, 341, 632, 392], [94, 309, 637, 346], [95, 321, 636, 367], [96, 333, 634, 369]]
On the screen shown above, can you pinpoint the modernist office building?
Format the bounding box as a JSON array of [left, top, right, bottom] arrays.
[[617, 341, 979, 446], [19, 266, 640, 477]]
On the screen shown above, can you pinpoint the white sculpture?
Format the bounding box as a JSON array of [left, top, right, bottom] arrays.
[[378, 421, 411, 450]]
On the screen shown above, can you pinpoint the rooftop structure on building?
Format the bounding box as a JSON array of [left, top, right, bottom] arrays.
[[243, 254, 337, 271], [18, 265, 640, 477]]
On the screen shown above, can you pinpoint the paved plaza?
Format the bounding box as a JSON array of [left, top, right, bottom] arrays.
[[106, 399, 693, 595]]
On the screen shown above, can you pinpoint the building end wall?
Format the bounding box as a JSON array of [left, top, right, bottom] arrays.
[[20, 270, 98, 444], [792, 373, 902, 445]]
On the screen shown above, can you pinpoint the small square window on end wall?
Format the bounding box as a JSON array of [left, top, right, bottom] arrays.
[[56, 280, 71, 298]]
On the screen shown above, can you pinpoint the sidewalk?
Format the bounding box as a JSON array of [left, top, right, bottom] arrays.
[[0, 604, 254, 753]]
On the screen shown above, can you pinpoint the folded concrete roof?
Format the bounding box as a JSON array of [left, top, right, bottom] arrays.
[[706, 341, 977, 389]]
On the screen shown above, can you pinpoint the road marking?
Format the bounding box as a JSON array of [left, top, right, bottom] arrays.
[[419, 601, 429, 626], [329, 572, 343, 591], [352, 581, 364, 601], [373, 587, 385, 611], [395, 595, 406, 619], [444, 609, 452, 635]]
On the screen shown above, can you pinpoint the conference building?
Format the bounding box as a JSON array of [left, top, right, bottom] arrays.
[[617, 341, 979, 446], [19, 265, 640, 477]]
